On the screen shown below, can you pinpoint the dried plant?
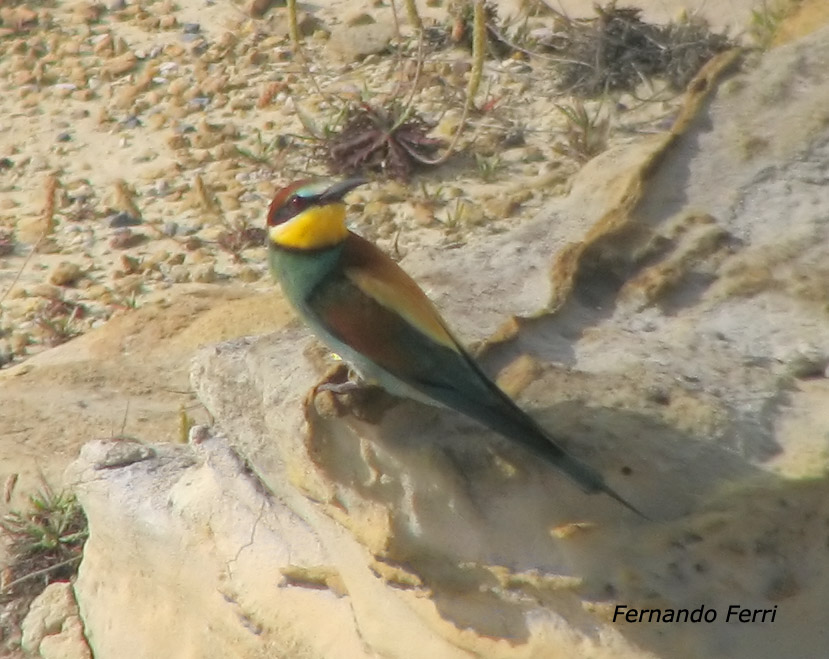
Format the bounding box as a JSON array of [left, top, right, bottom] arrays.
[[33, 295, 85, 347], [325, 102, 444, 180], [543, 3, 732, 96], [217, 219, 267, 262], [403, 0, 423, 31], [447, 0, 512, 57], [1, 175, 59, 309], [0, 229, 15, 257]]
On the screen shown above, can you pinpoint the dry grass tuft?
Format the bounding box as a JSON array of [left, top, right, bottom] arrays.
[[543, 3, 732, 96]]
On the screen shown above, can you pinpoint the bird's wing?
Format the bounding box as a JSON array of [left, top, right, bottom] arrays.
[[304, 232, 487, 396], [304, 233, 642, 511]]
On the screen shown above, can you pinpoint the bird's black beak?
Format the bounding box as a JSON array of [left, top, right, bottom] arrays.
[[318, 177, 368, 204]]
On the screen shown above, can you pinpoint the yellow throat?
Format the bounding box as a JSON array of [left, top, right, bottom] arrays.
[[269, 202, 348, 250]]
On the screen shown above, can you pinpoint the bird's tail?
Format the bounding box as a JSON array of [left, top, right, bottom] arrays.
[[455, 379, 647, 518]]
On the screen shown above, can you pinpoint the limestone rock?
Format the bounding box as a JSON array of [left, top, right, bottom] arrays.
[[20, 581, 91, 658], [326, 20, 395, 62], [66, 434, 430, 659]]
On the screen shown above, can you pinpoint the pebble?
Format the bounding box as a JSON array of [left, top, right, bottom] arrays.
[[191, 263, 216, 283], [248, 0, 275, 18], [10, 332, 29, 355], [326, 22, 395, 62], [106, 52, 138, 77], [142, 250, 169, 270], [109, 227, 145, 249], [49, 261, 84, 286], [168, 264, 190, 283], [107, 211, 142, 228], [0, 340, 11, 367], [30, 283, 61, 299], [236, 266, 261, 282], [15, 216, 49, 244]]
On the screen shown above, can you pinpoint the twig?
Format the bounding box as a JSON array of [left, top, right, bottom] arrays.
[[427, 0, 486, 165], [0, 554, 83, 593], [391, 27, 427, 131], [0, 174, 57, 308], [404, 0, 423, 31], [287, 0, 300, 48]]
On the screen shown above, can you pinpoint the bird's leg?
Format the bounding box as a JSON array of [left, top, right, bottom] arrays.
[[312, 363, 397, 423], [315, 379, 364, 395], [313, 362, 365, 396]]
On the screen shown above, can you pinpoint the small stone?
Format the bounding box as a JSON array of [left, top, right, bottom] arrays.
[[107, 211, 142, 228], [483, 193, 522, 219], [411, 202, 435, 226], [162, 221, 179, 236], [10, 332, 29, 355], [121, 115, 141, 128], [93, 33, 113, 55], [15, 216, 49, 244], [0, 229, 14, 254], [20, 582, 77, 653], [248, 0, 274, 17], [167, 134, 189, 150], [182, 236, 202, 251], [326, 21, 394, 62], [49, 261, 84, 286], [237, 266, 261, 282], [119, 253, 141, 274], [0, 340, 12, 367], [182, 22, 200, 34], [109, 228, 145, 249], [168, 264, 190, 283], [31, 283, 61, 299], [187, 247, 211, 263], [143, 249, 169, 271], [38, 615, 92, 659], [346, 12, 375, 26], [106, 52, 137, 76], [192, 263, 216, 283], [72, 1, 106, 23], [502, 129, 525, 148]]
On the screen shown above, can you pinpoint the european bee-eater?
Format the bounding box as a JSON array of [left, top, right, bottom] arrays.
[[267, 177, 643, 517]]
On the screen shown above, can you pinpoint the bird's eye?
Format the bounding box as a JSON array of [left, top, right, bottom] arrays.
[[290, 195, 305, 208]]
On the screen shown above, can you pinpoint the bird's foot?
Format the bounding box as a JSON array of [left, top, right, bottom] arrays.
[[310, 364, 395, 423], [315, 379, 364, 396], [312, 363, 363, 397]]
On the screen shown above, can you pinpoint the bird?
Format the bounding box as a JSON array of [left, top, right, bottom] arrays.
[[266, 177, 643, 517]]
